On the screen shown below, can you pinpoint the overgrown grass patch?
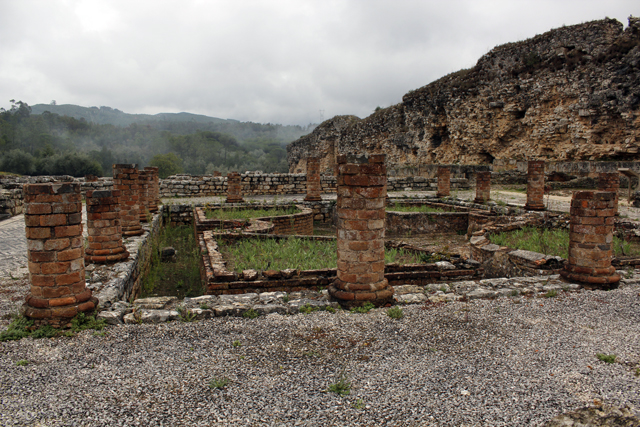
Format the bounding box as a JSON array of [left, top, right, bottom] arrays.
[[386, 203, 446, 213], [205, 205, 300, 220], [0, 313, 105, 342], [142, 225, 203, 298], [489, 226, 640, 258], [219, 237, 424, 272]]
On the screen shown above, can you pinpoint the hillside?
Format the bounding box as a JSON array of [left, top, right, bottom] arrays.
[[288, 17, 640, 174], [30, 104, 314, 143]]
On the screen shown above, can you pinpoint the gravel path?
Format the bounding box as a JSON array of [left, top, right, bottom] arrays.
[[2, 283, 639, 426]]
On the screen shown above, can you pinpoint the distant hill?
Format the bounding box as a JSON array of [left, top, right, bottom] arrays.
[[30, 104, 235, 127], [30, 104, 315, 144]]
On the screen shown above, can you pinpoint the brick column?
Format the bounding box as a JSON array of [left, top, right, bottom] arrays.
[[144, 166, 160, 213], [304, 157, 322, 202], [84, 175, 98, 182], [598, 172, 619, 214], [561, 191, 620, 288], [525, 160, 545, 211], [138, 169, 151, 223], [436, 166, 450, 198], [474, 171, 491, 204], [22, 183, 97, 328], [85, 190, 129, 264], [329, 154, 394, 307], [225, 172, 244, 203], [112, 164, 144, 236], [213, 171, 222, 177]]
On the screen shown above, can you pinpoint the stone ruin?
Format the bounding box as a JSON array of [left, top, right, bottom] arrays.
[[13, 157, 632, 326]]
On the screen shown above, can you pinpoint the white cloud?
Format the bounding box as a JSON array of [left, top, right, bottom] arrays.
[[0, 0, 637, 125]]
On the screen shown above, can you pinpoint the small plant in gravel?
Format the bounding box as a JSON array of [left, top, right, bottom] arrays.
[[328, 374, 351, 396], [209, 377, 230, 389], [16, 359, 29, 366], [0, 316, 33, 342], [71, 312, 106, 332], [299, 303, 319, 314], [352, 398, 365, 409], [232, 340, 242, 347], [242, 308, 260, 319], [31, 325, 58, 339], [386, 306, 404, 319], [543, 289, 558, 298], [282, 293, 290, 303], [596, 353, 616, 364], [177, 306, 197, 322], [199, 303, 211, 310], [350, 302, 375, 314], [510, 290, 519, 297]]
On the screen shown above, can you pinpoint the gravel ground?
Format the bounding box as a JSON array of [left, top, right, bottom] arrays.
[[1, 284, 639, 426]]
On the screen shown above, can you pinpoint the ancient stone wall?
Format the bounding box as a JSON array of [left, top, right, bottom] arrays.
[[288, 17, 640, 171]]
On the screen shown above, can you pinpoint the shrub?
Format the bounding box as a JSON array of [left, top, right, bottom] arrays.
[[209, 377, 230, 389], [596, 353, 616, 364], [350, 302, 375, 314], [328, 374, 351, 396], [242, 308, 259, 319]]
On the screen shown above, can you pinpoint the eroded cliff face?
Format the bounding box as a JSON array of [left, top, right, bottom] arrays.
[[288, 17, 640, 174]]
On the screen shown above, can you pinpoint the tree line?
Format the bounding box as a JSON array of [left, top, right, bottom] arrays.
[[0, 101, 308, 178]]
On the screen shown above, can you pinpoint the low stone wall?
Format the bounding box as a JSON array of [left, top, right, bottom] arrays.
[[385, 201, 470, 235], [199, 232, 484, 295], [0, 188, 23, 218]]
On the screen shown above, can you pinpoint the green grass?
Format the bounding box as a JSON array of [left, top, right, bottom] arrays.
[[0, 313, 105, 342], [386, 203, 446, 213], [489, 226, 640, 258], [386, 306, 404, 319], [205, 206, 300, 220], [209, 377, 230, 389], [328, 375, 351, 396], [350, 302, 375, 314], [141, 225, 203, 298], [220, 238, 424, 272], [596, 353, 616, 364]]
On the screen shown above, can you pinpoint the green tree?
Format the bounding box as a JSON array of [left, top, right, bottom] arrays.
[[1, 149, 35, 175], [149, 153, 183, 178]]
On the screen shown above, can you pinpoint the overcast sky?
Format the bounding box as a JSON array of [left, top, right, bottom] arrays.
[[0, 0, 638, 126]]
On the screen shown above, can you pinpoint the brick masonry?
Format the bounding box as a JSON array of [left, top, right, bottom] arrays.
[[112, 164, 144, 236], [22, 182, 97, 327], [330, 154, 394, 307], [598, 172, 620, 214], [474, 171, 491, 204], [225, 172, 244, 203], [437, 166, 451, 198], [85, 190, 129, 264], [561, 191, 620, 288], [143, 166, 160, 213], [525, 161, 546, 211], [137, 169, 151, 223], [304, 157, 322, 202]]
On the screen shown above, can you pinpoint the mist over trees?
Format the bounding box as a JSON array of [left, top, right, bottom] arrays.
[[0, 101, 314, 177]]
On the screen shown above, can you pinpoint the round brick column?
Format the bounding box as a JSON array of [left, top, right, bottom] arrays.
[[436, 166, 450, 198], [525, 160, 545, 211], [112, 164, 144, 236], [561, 191, 620, 288], [143, 166, 160, 213], [85, 190, 129, 264], [329, 154, 394, 307], [304, 157, 322, 202], [22, 183, 97, 327], [226, 172, 244, 203], [474, 171, 491, 204], [598, 172, 619, 215], [138, 169, 151, 223]]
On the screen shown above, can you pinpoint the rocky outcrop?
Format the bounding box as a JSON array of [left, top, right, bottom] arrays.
[[288, 17, 640, 174]]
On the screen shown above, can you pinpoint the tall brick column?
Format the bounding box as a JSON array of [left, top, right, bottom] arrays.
[[112, 164, 144, 236], [525, 160, 546, 211], [138, 169, 151, 223], [474, 171, 491, 204], [436, 166, 450, 198], [329, 154, 394, 307], [144, 166, 160, 213], [304, 157, 322, 202], [561, 191, 620, 288], [598, 172, 619, 214], [22, 183, 97, 328], [85, 190, 129, 264], [225, 172, 244, 203]]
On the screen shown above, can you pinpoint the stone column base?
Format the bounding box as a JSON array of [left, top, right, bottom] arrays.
[[329, 279, 394, 308]]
